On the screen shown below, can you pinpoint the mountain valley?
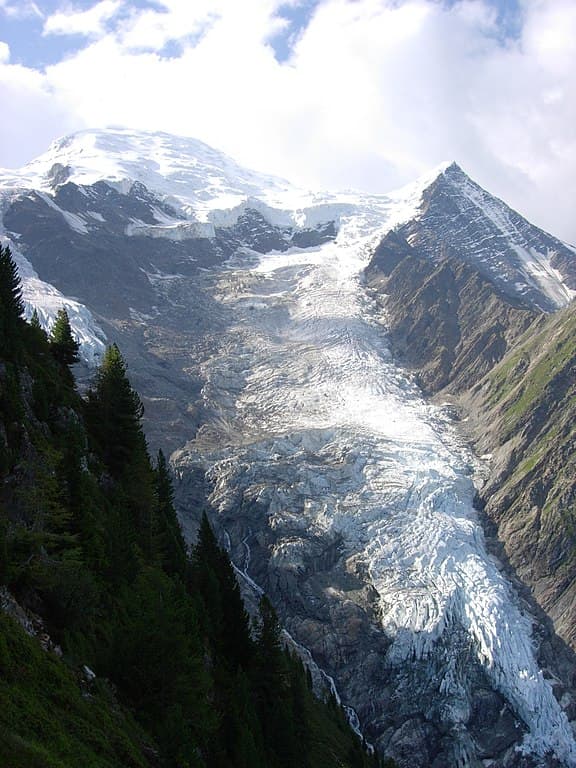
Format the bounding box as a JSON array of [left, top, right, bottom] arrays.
[[1, 128, 576, 768]]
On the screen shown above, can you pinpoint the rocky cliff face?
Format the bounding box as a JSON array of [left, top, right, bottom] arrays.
[[365, 230, 537, 394], [3, 130, 576, 767], [462, 305, 576, 652]]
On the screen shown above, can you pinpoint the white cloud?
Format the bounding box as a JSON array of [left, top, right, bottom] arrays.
[[116, 1, 223, 52], [43, 0, 122, 38], [0, 62, 81, 167], [0, 41, 9, 63], [1, 0, 576, 242], [0, 0, 43, 20]]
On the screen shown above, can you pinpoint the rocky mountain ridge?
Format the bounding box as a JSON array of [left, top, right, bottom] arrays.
[[397, 162, 575, 311], [465, 305, 576, 651], [364, 229, 538, 394]]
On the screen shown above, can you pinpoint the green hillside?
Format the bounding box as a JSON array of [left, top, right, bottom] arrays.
[[468, 302, 576, 649]]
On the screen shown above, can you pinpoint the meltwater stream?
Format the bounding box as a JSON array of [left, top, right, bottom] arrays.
[[184, 218, 576, 766]]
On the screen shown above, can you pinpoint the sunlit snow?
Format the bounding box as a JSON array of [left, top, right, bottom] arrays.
[[3, 128, 572, 310]]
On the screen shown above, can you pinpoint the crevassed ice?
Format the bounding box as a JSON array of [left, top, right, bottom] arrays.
[[199, 214, 576, 766]]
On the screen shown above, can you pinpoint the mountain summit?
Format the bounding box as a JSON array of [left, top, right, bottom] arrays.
[[399, 160, 576, 310], [3, 128, 295, 220]]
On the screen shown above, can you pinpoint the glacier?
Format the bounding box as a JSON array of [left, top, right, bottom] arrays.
[[176, 213, 576, 766]]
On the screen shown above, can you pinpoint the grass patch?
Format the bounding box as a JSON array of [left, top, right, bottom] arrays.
[[0, 613, 151, 768]]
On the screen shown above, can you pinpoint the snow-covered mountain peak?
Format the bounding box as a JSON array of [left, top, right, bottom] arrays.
[[396, 159, 576, 310], [2, 127, 302, 222], [389, 160, 455, 197], [434, 159, 465, 178], [424, 158, 501, 202], [0, 130, 459, 234]]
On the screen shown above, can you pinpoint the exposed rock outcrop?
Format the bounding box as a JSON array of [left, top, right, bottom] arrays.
[[463, 304, 576, 651], [364, 231, 536, 394]]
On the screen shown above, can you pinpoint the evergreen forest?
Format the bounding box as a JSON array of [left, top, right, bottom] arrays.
[[0, 244, 386, 768]]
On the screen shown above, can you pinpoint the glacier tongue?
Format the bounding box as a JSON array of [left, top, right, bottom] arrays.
[[181, 212, 576, 766]]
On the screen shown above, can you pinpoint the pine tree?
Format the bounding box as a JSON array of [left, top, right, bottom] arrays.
[[50, 308, 80, 367], [28, 307, 49, 353], [24, 309, 52, 393], [86, 344, 146, 476], [254, 595, 289, 706], [192, 512, 253, 670], [30, 309, 41, 329], [108, 567, 215, 765], [154, 449, 188, 579], [256, 595, 282, 658], [254, 596, 296, 766], [220, 669, 267, 768], [0, 244, 25, 358], [86, 343, 157, 560]]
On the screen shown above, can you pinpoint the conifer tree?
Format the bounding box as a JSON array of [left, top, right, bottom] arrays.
[[26, 307, 51, 370], [192, 512, 253, 670], [86, 343, 156, 560], [0, 244, 25, 358], [86, 344, 146, 476], [30, 309, 41, 329], [254, 594, 289, 704], [256, 595, 282, 658], [253, 595, 297, 766], [108, 567, 214, 765], [50, 308, 80, 367], [154, 449, 188, 579]]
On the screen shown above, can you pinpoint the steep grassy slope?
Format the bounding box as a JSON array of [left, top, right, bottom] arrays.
[[0, 611, 153, 768], [464, 303, 576, 648]]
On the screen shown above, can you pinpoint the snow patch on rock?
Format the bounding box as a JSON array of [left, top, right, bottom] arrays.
[[2, 237, 106, 366]]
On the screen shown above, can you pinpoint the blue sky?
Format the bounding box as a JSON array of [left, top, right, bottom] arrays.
[[3, 0, 322, 67], [3, 0, 522, 67], [2, 0, 156, 67], [1, 0, 575, 242]]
